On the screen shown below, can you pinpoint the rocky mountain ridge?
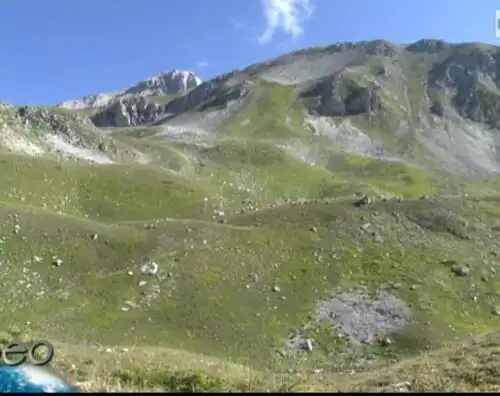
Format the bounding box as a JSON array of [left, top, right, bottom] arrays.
[[3, 38, 500, 178], [61, 38, 500, 178], [83, 39, 500, 129], [58, 69, 201, 110]]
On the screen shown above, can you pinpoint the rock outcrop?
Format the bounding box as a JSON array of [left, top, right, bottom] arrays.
[[91, 96, 163, 127], [90, 72, 253, 127], [58, 70, 201, 110], [299, 73, 383, 117]]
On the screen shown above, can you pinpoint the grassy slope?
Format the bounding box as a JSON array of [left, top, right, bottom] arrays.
[[0, 153, 212, 222], [4, 151, 500, 387], [8, 193, 500, 391], [46, 329, 500, 392], [297, 330, 500, 392], [3, 72, 500, 392]]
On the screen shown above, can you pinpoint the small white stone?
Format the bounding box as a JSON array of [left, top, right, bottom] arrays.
[[140, 261, 158, 276]]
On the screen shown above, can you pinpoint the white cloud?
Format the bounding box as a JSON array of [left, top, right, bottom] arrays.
[[197, 59, 209, 68], [258, 0, 314, 45]]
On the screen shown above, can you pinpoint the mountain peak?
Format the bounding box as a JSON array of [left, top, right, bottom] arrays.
[[58, 69, 202, 110]]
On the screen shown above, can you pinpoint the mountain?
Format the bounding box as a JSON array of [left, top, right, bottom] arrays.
[[71, 39, 500, 178], [58, 69, 201, 110], [1, 39, 500, 392]]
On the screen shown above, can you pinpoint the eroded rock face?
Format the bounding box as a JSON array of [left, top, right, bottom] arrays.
[[163, 76, 253, 116], [16, 106, 92, 137], [91, 97, 163, 127], [58, 70, 202, 110], [124, 70, 201, 96], [300, 73, 383, 117], [427, 48, 500, 128], [90, 73, 253, 127]]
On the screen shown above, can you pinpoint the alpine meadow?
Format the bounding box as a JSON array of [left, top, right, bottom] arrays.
[[3, 40, 500, 391]]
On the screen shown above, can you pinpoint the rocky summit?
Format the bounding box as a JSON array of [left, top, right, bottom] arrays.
[[2, 39, 500, 392], [58, 69, 201, 110]]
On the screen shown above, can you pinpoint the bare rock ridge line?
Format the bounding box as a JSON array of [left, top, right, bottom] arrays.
[[58, 69, 202, 110]]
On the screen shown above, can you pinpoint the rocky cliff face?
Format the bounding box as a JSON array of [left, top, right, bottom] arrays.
[[58, 69, 201, 110], [124, 70, 201, 96], [425, 44, 500, 128], [299, 73, 383, 117], [90, 72, 253, 127], [90, 96, 163, 128]]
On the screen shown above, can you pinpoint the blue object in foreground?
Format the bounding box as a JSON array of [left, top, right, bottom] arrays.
[[0, 364, 79, 393]]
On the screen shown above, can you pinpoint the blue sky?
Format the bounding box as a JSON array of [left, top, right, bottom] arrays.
[[1, 0, 499, 105]]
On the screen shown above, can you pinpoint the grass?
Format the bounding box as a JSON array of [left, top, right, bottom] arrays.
[[35, 341, 276, 392], [0, 152, 213, 222], [3, 192, 500, 373], [299, 331, 500, 392], [11, 328, 500, 392], [220, 79, 307, 139], [7, 329, 500, 392]]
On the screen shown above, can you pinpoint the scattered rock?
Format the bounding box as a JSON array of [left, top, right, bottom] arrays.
[[276, 349, 287, 357], [314, 290, 411, 345], [354, 195, 371, 208], [301, 339, 313, 351], [52, 258, 63, 267], [360, 223, 372, 232], [249, 272, 259, 282], [140, 261, 158, 276], [123, 300, 139, 309], [272, 285, 281, 293], [451, 265, 470, 277], [381, 381, 413, 393]]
